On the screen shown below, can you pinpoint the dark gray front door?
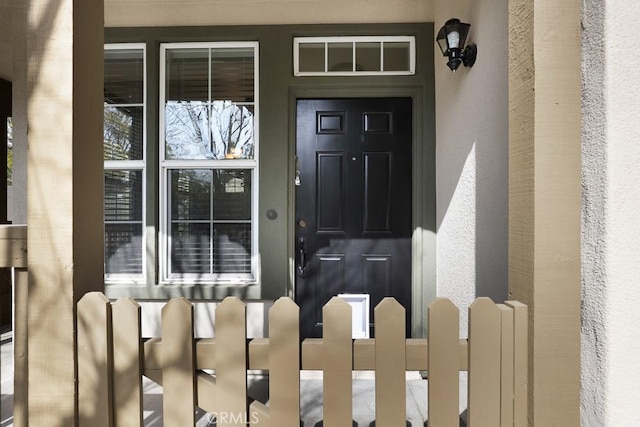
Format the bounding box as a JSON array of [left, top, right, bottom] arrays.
[[295, 98, 412, 338]]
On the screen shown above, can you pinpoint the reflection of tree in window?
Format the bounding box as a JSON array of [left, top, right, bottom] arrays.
[[165, 101, 254, 160], [104, 106, 143, 160], [211, 101, 254, 159]]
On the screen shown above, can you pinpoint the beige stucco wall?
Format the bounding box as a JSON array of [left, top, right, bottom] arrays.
[[104, 0, 434, 27], [433, 0, 509, 418], [433, 0, 509, 329], [582, 0, 640, 425]]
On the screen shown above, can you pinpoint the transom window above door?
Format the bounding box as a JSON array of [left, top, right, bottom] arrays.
[[294, 36, 415, 76]]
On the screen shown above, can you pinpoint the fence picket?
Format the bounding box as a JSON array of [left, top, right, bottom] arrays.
[[375, 298, 406, 426], [249, 401, 270, 425], [161, 298, 196, 426], [78, 292, 113, 427], [197, 371, 217, 413], [72, 292, 527, 426], [112, 298, 143, 427], [428, 298, 460, 427], [506, 301, 528, 427], [498, 304, 514, 427], [216, 297, 248, 426], [267, 297, 300, 426], [323, 297, 353, 426], [468, 298, 502, 427]]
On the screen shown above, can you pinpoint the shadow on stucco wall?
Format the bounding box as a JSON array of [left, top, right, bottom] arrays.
[[580, 0, 607, 424], [470, 0, 509, 305], [434, 0, 508, 328]]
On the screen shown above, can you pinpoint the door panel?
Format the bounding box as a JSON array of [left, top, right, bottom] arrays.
[[296, 98, 412, 338], [363, 152, 392, 233], [317, 153, 345, 232]]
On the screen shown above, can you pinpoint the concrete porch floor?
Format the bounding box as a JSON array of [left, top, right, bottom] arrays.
[[0, 330, 448, 426]]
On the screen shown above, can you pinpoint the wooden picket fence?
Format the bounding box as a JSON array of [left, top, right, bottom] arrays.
[[77, 292, 527, 427]]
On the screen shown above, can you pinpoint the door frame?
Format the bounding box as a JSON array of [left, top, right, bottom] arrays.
[[287, 85, 436, 337]]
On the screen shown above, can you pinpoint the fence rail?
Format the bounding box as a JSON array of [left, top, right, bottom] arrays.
[[77, 292, 527, 427]]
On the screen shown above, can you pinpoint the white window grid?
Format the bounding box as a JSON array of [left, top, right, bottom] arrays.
[[293, 36, 416, 76]]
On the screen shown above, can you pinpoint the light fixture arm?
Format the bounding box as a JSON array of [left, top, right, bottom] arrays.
[[461, 44, 477, 67]]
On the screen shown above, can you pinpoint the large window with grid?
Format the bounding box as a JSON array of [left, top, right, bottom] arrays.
[[104, 45, 146, 282], [160, 42, 258, 283]]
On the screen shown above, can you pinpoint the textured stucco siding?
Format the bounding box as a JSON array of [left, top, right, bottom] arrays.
[[434, 0, 509, 336], [601, 1, 640, 423], [582, 1, 640, 425], [434, 0, 509, 416], [581, 1, 606, 425]]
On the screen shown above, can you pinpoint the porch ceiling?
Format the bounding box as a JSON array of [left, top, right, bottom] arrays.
[[104, 0, 434, 28], [0, 0, 435, 81]]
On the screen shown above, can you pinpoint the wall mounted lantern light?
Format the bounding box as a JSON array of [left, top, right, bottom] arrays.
[[436, 18, 477, 72]]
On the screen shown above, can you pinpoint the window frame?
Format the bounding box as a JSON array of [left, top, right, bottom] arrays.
[[158, 41, 260, 285], [293, 36, 416, 76], [104, 43, 147, 284]]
